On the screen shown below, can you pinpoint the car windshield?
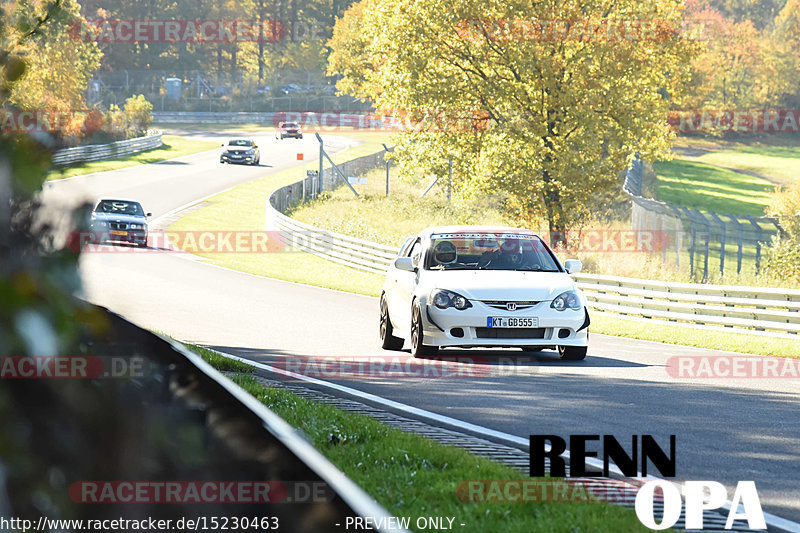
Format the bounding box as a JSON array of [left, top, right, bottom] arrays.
[[228, 140, 253, 147], [95, 200, 144, 216], [284, 122, 299, 129], [425, 233, 561, 271]]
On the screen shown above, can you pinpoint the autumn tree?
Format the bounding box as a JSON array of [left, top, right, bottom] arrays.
[[328, 0, 699, 234], [3, 0, 101, 130]]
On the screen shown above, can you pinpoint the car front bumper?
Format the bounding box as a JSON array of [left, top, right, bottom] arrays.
[[92, 229, 147, 245], [419, 299, 589, 348], [221, 154, 255, 163]]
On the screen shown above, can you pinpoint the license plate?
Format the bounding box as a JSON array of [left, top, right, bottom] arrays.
[[109, 230, 127, 236], [487, 317, 538, 328]]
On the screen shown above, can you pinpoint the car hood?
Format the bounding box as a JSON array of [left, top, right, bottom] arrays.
[[92, 212, 146, 224], [420, 270, 576, 301], [223, 147, 254, 153]]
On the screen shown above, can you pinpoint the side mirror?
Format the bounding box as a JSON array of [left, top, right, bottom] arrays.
[[146, 212, 152, 217], [220, 143, 225, 147], [394, 257, 416, 272], [564, 259, 582, 274]]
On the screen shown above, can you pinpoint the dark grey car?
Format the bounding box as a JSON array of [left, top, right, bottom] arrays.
[[220, 139, 261, 165]]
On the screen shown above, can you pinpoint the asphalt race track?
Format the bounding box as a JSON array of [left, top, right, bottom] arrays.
[[47, 129, 800, 526]]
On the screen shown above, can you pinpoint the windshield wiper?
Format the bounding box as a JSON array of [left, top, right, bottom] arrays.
[[514, 268, 560, 272]]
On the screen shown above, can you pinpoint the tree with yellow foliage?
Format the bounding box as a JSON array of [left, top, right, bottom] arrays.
[[328, 0, 699, 234]]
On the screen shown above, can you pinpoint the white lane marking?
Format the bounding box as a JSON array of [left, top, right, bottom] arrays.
[[203, 346, 800, 533]]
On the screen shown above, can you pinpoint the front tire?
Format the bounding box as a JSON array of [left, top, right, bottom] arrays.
[[379, 295, 404, 351], [558, 345, 587, 360], [410, 303, 438, 358]]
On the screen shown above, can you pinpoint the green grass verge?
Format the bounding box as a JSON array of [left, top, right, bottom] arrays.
[[179, 340, 654, 533], [235, 375, 654, 533], [168, 133, 391, 296], [592, 314, 800, 359], [652, 159, 774, 216], [673, 136, 800, 186], [182, 342, 256, 373], [290, 167, 508, 246], [47, 135, 220, 180]]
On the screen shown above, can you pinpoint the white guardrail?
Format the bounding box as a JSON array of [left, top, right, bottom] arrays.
[[51, 131, 162, 166], [267, 175, 800, 340]]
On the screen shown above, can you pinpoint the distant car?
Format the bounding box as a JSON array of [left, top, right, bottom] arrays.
[[379, 225, 589, 359], [89, 198, 151, 246], [220, 139, 260, 165], [275, 121, 303, 139], [279, 83, 302, 95]]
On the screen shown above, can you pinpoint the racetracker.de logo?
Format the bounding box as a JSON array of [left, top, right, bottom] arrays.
[[273, 355, 498, 379], [0, 110, 104, 134], [669, 110, 800, 133], [548, 230, 669, 253], [272, 109, 491, 133], [0, 356, 149, 379], [456, 479, 646, 504], [71, 20, 287, 43], [666, 355, 800, 379], [70, 481, 287, 504], [67, 230, 286, 254], [455, 18, 714, 43]]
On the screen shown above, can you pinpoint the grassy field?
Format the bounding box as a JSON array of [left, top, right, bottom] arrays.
[[183, 342, 655, 533], [651, 159, 774, 216], [672, 136, 800, 186], [169, 133, 391, 298], [290, 167, 509, 246], [47, 135, 219, 180], [652, 136, 800, 216]]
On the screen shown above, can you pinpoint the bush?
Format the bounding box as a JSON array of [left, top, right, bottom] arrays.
[[762, 183, 800, 282], [103, 94, 153, 139]]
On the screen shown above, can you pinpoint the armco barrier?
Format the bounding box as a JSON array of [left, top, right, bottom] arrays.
[[267, 166, 800, 338], [51, 131, 162, 166], [574, 273, 800, 339], [152, 111, 277, 123], [2, 305, 406, 532]]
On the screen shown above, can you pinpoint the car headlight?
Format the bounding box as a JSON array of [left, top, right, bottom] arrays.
[[551, 290, 582, 311], [129, 224, 144, 230], [246, 149, 255, 154], [90, 219, 107, 228], [430, 289, 472, 310]]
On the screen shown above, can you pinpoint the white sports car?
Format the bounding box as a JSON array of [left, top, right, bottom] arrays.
[[379, 226, 589, 360]]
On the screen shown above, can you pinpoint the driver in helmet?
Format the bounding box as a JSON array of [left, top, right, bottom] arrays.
[[432, 240, 458, 267]]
